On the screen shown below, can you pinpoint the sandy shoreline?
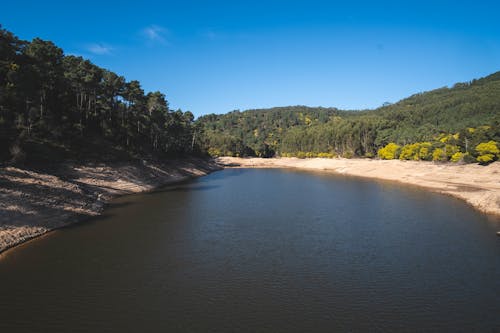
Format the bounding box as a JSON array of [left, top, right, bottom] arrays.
[[2, 156, 498, 255], [0, 158, 221, 255], [217, 157, 500, 217]]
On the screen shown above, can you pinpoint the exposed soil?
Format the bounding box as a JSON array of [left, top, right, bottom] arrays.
[[0, 158, 221, 254]]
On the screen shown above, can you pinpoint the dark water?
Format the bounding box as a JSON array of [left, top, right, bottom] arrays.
[[1, 169, 499, 332]]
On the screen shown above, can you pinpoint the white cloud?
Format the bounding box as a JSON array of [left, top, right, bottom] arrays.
[[142, 25, 168, 44], [87, 43, 113, 55]]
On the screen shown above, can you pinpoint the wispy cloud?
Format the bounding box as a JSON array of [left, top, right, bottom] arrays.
[[203, 30, 218, 40], [141, 25, 169, 45], [86, 43, 113, 55]]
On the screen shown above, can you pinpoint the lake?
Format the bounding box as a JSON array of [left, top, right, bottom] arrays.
[[0, 168, 499, 332]]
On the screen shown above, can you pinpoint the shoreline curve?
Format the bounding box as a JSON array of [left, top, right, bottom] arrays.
[[217, 157, 500, 217]]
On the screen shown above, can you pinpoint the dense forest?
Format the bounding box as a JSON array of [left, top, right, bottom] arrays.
[[0, 26, 197, 164], [197, 73, 500, 163]]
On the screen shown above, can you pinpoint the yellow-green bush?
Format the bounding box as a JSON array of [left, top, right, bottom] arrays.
[[377, 143, 400, 160], [207, 147, 221, 157], [438, 133, 460, 144], [305, 152, 316, 158], [445, 144, 460, 158], [281, 151, 336, 159], [450, 151, 466, 163], [477, 154, 495, 164], [475, 141, 499, 164], [317, 152, 335, 158], [432, 148, 447, 162], [296, 151, 307, 159], [399, 143, 420, 160], [398, 142, 434, 161], [419, 143, 433, 161]]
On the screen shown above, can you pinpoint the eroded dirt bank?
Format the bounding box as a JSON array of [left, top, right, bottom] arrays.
[[0, 158, 221, 254]]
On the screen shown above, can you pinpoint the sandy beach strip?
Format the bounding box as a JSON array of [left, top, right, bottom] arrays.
[[217, 157, 500, 217]]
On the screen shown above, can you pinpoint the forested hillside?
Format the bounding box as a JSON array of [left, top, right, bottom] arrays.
[[197, 72, 500, 163], [0, 26, 197, 164], [2, 25, 499, 165], [197, 106, 343, 157]]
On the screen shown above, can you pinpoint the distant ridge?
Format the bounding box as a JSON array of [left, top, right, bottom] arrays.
[[197, 71, 500, 159]]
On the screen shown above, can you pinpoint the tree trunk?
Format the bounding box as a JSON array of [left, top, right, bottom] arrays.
[[191, 132, 196, 151], [40, 93, 44, 119]]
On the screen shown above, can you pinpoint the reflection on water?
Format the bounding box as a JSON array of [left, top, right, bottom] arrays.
[[0, 168, 499, 332]]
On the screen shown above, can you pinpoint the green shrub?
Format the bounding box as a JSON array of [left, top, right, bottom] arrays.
[[342, 151, 354, 159], [296, 151, 306, 159]]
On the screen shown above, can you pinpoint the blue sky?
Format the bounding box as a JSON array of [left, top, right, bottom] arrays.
[[2, 1, 500, 117]]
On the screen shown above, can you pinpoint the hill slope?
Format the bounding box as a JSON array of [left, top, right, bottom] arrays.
[[196, 72, 500, 158]]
